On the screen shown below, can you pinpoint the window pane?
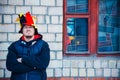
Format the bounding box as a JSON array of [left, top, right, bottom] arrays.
[[67, 0, 88, 13], [66, 18, 88, 53], [98, 0, 120, 53]]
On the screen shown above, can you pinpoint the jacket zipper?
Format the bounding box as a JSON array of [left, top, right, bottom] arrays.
[[26, 47, 30, 80], [25, 73, 28, 80], [27, 47, 30, 56]]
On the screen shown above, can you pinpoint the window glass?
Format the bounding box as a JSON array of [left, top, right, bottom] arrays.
[[67, 0, 88, 13], [66, 18, 88, 53], [98, 0, 120, 53]]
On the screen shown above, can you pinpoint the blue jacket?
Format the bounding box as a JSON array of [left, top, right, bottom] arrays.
[[6, 35, 50, 80]]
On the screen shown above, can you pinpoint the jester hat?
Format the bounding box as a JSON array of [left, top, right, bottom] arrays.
[[15, 12, 38, 34]]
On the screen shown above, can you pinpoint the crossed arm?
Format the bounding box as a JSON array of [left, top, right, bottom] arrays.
[[6, 46, 34, 74], [6, 42, 50, 74]]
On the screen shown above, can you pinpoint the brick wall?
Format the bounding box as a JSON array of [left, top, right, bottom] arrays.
[[0, 0, 120, 79]]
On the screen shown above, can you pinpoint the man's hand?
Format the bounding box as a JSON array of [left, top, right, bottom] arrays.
[[17, 58, 22, 63]]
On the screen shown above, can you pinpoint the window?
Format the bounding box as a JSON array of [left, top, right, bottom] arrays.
[[63, 0, 120, 56], [98, 0, 120, 54], [66, 18, 88, 53]]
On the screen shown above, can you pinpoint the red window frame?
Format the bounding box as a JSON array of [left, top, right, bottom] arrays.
[[63, 0, 120, 56]]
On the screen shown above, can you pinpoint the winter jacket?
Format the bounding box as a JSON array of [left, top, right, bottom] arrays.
[[6, 34, 50, 80]]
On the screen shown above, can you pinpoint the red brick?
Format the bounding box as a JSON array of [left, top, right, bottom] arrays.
[[0, 79, 10, 80], [60, 77, 74, 80], [47, 78, 59, 80], [1, 78, 120, 80], [76, 78, 90, 80], [108, 78, 120, 80], [92, 78, 106, 80]]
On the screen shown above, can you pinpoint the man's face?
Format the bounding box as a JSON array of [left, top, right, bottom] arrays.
[[22, 26, 35, 37]]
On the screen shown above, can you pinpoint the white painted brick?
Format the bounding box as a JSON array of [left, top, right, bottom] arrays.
[[25, 0, 39, 5], [0, 51, 7, 60], [101, 60, 108, 68], [56, 33, 62, 41], [0, 15, 2, 23], [86, 60, 93, 68], [0, 24, 15, 32], [63, 60, 70, 67], [50, 51, 56, 59], [0, 42, 10, 50], [0, 33, 7, 41], [32, 7, 47, 14], [109, 60, 116, 68], [16, 6, 31, 14], [56, 52, 62, 59], [60, 16, 63, 24], [95, 69, 103, 77], [4, 15, 11, 23], [55, 68, 62, 77], [51, 16, 59, 24], [87, 69, 95, 77], [0, 6, 15, 14], [111, 69, 119, 77], [41, 0, 55, 6], [117, 60, 120, 68], [79, 69, 86, 77], [48, 60, 62, 68], [45, 16, 50, 24], [0, 61, 6, 68], [48, 25, 62, 33], [37, 24, 47, 33], [104, 69, 111, 77], [78, 60, 85, 68], [8, 0, 23, 5], [94, 60, 101, 68], [46, 69, 54, 77], [56, 0, 63, 6], [8, 33, 22, 41], [71, 68, 78, 76], [49, 42, 62, 50], [0, 69, 4, 77], [37, 16, 45, 24], [48, 7, 62, 15], [0, 0, 7, 5], [63, 68, 70, 76], [71, 60, 78, 68], [5, 69, 11, 78], [42, 33, 55, 41]]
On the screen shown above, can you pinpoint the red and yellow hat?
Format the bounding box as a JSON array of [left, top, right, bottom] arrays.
[[15, 12, 38, 34]]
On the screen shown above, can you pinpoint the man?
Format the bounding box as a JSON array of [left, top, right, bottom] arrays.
[[6, 12, 50, 80]]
